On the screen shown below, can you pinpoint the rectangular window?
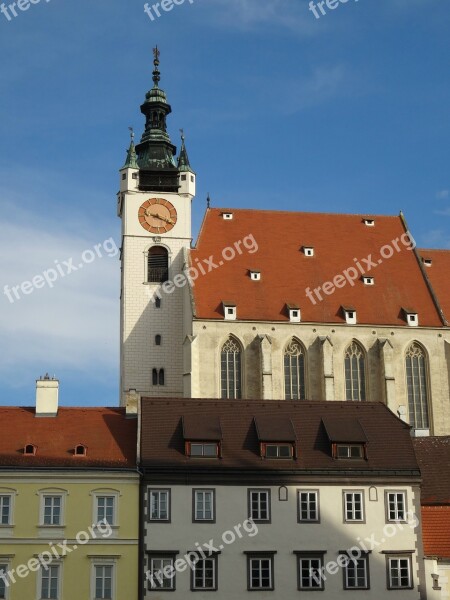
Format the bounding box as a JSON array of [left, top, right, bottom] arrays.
[[344, 491, 364, 522], [40, 565, 59, 599], [388, 557, 412, 589], [248, 556, 274, 590], [248, 489, 270, 522], [95, 565, 113, 599], [194, 490, 215, 522], [0, 564, 7, 599], [387, 492, 407, 522], [148, 557, 175, 590], [192, 557, 217, 591], [298, 490, 319, 522], [149, 490, 170, 522], [344, 556, 369, 589], [189, 443, 218, 457], [337, 444, 364, 459], [0, 496, 11, 525], [96, 496, 115, 526], [298, 557, 323, 590], [264, 444, 293, 458], [43, 496, 62, 526]]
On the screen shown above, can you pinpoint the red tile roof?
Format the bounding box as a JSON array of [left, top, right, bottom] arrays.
[[0, 407, 137, 468], [141, 399, 419, 473], [190, 208, 443, 326], [413, 437, 450, 504], [418, 249, 450, 325], [421, 506, 450, 558]]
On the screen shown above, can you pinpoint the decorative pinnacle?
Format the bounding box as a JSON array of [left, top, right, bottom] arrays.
[[152, 45, 161, 87], [180, 128, 185, 142], [207, 193, 211, 209], [129, 126, 135, 141]]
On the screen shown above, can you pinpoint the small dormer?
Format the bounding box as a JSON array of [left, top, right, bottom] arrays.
[[342, 306, 357, 325], [302, 246, 315, 257], [182, 415, 222, 458], [249, 270, 261, 281], [222, 212, 233, 220], [363, 218, 375, 227], [254, 416, 297, 459], [119, 132, 139, 193], [422, 257, 433, 267], [287, 304, 301, 323], [74, 444, 87, 457], [362, 276, 374, 286], [403, 308, 419, 327], [222, 301, 237, 321], [322, 417, 368, 461], [24, 444, 37, 456]]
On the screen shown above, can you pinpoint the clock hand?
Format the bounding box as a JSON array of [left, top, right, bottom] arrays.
[[149, 212, 174, 225]]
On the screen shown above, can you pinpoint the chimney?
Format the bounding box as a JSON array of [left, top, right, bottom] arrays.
[[125, 389, 139, 417], [36, 374, 59, 417]]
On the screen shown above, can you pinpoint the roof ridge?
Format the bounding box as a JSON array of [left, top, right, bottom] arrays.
[[207, 207, 400, 219]]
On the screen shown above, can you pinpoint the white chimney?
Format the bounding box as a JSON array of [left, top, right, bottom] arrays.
[[36, 374, 59, 417]]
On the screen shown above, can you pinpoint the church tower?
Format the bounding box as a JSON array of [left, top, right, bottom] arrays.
[[118, 48, 195, 405]]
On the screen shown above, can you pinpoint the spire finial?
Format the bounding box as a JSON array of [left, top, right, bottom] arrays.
[[207, 193, 211, 209], [152, 46, 161, 87], [180, 128, 185, 143], [129, 126, 135, 141]]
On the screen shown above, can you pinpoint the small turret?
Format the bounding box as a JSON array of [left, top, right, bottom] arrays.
[[119, 128, 140, 196], [177, 130, 196, 197]]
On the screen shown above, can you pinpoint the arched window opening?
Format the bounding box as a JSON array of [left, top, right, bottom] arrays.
[[284, 339, 306, 400], [155, 335, 162, 346], [152, 368, 165, 387], [155, 297, 161, 308], [344, 342, 366, 401], [159, 369, 165, 386], [148, 246, 168, 283], [405, 343, 429, 429], [152, 368, 158, 386], [221, 337, 242, 399]]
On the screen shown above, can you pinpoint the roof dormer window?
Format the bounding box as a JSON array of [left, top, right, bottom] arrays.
[[302, 246, 315, 257], [223, 301, 237, 321], [250, 271, 261, 281], [255, 416, 297, 460], [74, 444, 87, 456], [403, 308, 419, 327], [24, 444, 37, 456], [342, 306, 357, 325], [363, 276, 374, 285], [363, 218, 375, 227], [263, 443, 294, 459], [422, 258, 432, 267], [182, 415, 222, 459], [188, 442, 219, 457], [322, 417, 368, 460], [222, 212, 233, 220], [287, 304, 301, 323], [336, 444, 364, 459]]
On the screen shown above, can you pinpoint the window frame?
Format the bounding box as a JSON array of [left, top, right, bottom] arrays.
[[148, 489, 171, 523], [386, 554, 414, 590], [38, 490, 68, 528], [38, 562, 62, 600], [186, 442, 219, 458], [294, 552, 326, 591], [284, 339, 307, 400], [91, 489, 120, 529], [344, 341, 366, 401], [248, 489, 271, 523], [192, 489, 216, 523], [220, 336, 242, 399], [405, 342, 430, 430], [146, 552, 178, 592], [297, 490, 320, 523], [245, 552, 276, 591], [343, 553, 370, 590], [343, 490, 365, 523], [0, 495, 12, 527], [336, 444, 365, 459], [92, 561, 115, 600], [263, 443, 294, 459], [190, 554, 218, 591], [0, 560, 11, 600], [146, 246, 170, 284], [385, 491, 408, 523]]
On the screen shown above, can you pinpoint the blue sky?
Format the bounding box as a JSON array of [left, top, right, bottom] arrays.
[[0, 0, 448, 406]]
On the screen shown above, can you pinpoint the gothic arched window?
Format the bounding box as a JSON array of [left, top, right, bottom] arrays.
[[147, 246, 168, 283], [284, 339, 306, 400], [344, 342, 366, 401], [405, 343, 429, 429], [221, 337, 242, 399]]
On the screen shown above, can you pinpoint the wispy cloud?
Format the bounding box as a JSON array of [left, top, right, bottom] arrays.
[[421, 229, 450, 249], [436, 189, 449, 200], [0, 167, 119, 389]]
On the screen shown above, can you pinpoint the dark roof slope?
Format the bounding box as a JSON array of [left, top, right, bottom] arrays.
[[0, 407, 137, 469], [413, 436, 450, 504], [190, 208, 442, 326], [141, 399, 418, 474]]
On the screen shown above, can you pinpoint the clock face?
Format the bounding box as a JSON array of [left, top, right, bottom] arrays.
[[138, 198, 177, 234]]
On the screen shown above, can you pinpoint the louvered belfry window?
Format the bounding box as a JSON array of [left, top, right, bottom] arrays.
[[148, 246, 169, 283], [344, 342, 366, 401], [406, 342, 429, 429], [284, 339, 306, 400], [221, 337, 242, 399]]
